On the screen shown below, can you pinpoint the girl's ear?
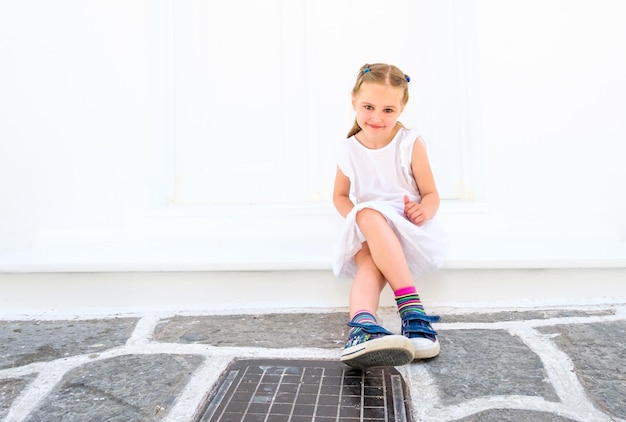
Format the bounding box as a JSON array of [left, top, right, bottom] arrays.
[[351, 95, 357, 110]]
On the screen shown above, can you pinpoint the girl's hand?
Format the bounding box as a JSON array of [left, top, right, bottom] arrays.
[[403, 195, 428, 226]]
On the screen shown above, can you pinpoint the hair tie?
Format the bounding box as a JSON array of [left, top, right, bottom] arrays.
[[363, 67, 371, 74], [405, 74, 411, 83]]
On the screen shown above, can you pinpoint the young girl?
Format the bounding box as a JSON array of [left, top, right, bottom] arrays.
[[333, 63, 447, 369]]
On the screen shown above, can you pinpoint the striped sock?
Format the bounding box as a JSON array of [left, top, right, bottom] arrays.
[[394, 286, 425, 317], [348, 310, 377, 338]]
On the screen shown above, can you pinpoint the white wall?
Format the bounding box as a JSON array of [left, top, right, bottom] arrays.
[[475, 0, 626, 237], [1, 1, 625, 271], [0, 1, 148, 250]]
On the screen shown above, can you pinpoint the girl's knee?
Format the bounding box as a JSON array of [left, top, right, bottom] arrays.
[[355, 208, 385, 228]]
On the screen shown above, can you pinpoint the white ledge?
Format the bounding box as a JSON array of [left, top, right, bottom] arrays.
[[1, 236, 625, 273], [1, 202, 624, 273]]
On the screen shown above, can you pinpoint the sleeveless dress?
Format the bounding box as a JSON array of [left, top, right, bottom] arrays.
[[333, 127, 447, 279]]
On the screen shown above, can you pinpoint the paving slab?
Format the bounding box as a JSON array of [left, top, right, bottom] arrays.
[[455, 409, 576, 421], [153, 313, 349, 348], [0, 375, 36, 420], [425, 329, 559, 405], [440, 308, 615, 323], [24, 354, 203, 422], [0, 318, 138, 369], [537, 320, 626, 420]]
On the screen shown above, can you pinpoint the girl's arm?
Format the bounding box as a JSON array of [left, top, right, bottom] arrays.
[[405, 137, 440, 225], [333, 167, 354, 218]]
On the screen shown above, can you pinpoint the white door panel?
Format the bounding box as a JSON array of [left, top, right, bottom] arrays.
[[167, 0, 472, 206]]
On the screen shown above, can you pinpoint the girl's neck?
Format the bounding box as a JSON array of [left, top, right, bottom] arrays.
[[356, 123, 401, 149]]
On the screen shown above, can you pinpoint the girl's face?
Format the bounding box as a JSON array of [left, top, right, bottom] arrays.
[[352, 82, 405, 141]]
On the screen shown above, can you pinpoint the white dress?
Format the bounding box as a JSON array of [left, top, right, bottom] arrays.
[[333, 127, 447, 279]]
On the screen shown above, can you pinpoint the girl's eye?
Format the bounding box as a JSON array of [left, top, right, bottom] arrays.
[[384, 108, 394, 113], [364, 105, 374, 110]]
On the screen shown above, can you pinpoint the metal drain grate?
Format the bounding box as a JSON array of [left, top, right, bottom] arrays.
[[195, 359, 411, 422]]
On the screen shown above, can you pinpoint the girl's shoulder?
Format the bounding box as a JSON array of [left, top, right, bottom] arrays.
[[336, 136, 355, 155], [339, 134, 367, 154], [396, 126, 423, 147], [336, 136, 354, 166], [397, 126, 429, 167]]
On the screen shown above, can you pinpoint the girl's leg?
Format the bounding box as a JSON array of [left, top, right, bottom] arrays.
[[349, 242, 386, 318], [342, 241, 415, 369], [355, 209, 441, 359], [355, 208, 414, 291]]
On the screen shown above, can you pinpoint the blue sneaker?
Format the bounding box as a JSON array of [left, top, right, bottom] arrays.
[[340, 321, 414, 369], [401, 312, 441, 359]]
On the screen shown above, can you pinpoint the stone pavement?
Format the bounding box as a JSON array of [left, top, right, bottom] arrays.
[[1, 304, 625, 422]]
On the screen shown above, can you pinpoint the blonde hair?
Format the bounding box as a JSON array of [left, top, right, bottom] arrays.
[[347, 63, 411, 138]]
